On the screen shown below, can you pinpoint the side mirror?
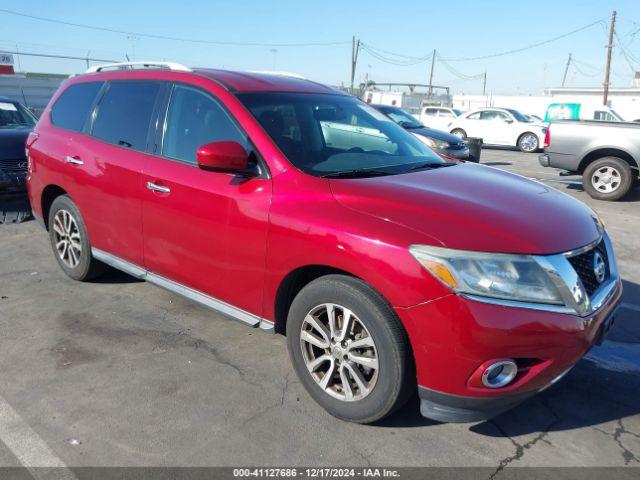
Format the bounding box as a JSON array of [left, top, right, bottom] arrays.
[[504, 118, 514, 124], [196, 141, 253, 176]]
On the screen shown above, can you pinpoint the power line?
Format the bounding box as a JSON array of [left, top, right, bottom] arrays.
[[360, 43, 433, 66], [360, 19, 606, 66], [435, 53, 484, 80], [1, 49, 120, 64], [442, 20, 606, 61], [0, 8, 350, 48]]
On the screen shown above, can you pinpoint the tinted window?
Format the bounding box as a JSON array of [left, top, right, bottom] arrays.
[[424, 108, 437, 116], [163, 85, 246, 164], [50, 82, 103, 132], [479, 110, 508, 121], [467, 112, 481, 120], [92, 81, 160, 151]]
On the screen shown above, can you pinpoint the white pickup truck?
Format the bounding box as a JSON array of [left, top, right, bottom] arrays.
[[539, 120, 640, 201]]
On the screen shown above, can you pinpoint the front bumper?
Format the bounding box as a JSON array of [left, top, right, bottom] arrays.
[[0, 170, 27, 193], [396, 278, 623, 423]]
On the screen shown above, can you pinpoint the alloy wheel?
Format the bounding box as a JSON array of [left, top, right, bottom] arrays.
[[299, 303, 378, 402], [519, 134, 538, 152], [52, 209, 82, 268], [591, 166, 621, 193]]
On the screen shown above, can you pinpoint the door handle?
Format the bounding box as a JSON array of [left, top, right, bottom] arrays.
[[146, 181, 171, 194], [66, 156, 84, 165]]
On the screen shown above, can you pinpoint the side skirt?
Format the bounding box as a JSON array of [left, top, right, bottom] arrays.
[[91, 248, 274, 333]]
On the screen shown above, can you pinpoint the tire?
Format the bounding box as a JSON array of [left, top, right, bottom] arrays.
[[48, 195, 105, 281], [517, 132, 539, 153], [451, 129, 467, 139], [583, 157, 634, 201], [286, 275, 414, 424]]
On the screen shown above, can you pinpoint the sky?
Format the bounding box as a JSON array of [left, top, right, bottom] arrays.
[[1, 0, 640, 95]]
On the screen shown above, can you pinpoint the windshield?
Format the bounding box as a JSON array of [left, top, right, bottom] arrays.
[[505, 109, 531, 123], [452, 109, 462, 116], [0, 101, 37, 128], [239, 93, 448, 177], [376, 106, 423, 128]]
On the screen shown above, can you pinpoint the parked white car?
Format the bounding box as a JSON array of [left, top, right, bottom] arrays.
[[418, 106, 462, 131], [447, 108, 547, 152]]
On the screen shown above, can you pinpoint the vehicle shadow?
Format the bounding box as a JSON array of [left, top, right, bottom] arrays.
[[379, 279, 640, 434], [482, 162, 513, 166], [550, 178, 640, 202], [90, 267, 143, 284]]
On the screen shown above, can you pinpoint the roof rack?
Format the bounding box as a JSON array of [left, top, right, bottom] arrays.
[[86, 61, 192, 73], [245, 70, 306, 79]]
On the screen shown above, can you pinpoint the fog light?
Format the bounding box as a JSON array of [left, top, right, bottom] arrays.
[[481, 360, 518, 388]]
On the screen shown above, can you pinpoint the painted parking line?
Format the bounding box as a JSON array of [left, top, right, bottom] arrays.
[[0, 394, 77, 479]]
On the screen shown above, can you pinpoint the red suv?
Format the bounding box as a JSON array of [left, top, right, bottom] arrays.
[[27, 62, 622, 424]]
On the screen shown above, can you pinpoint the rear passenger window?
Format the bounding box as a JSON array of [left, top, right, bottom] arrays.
[[50, 82, 103, 132], [163, 85, 246, 164], [92, 81, 160, 151]]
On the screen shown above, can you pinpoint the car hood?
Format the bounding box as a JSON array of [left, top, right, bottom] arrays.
[[0, 128, 31, 160], [330, 163, 600, 255], [408, 126, 464, 145]]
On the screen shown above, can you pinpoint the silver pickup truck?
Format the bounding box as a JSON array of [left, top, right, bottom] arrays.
[[539, 120, 640, 201]]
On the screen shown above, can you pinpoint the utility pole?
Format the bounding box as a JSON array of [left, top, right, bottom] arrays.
[[482, 72, 487, 96], [603, 10, 616, 105], [428, 49, 436, 98], [562, 53, 572, 87], [350, 36, 360, 94]]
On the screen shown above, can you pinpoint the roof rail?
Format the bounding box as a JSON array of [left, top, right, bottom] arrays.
[[86, 61, 192, 73], [245, 70, 306, 79]]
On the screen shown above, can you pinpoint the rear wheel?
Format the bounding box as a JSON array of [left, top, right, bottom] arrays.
[[286, 275, 413, 424], [583, 157, 633, 201], [517, 132, 539, 152], [48, 195, 105, 281], [451, 129, 467, 139]]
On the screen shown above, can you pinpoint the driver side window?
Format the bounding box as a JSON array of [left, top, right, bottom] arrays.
[[163, 85, 246, 165]]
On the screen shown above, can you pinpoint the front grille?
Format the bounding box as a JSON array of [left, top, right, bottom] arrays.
[[0, 158, 27, 174], [567, 240, 609, 296]]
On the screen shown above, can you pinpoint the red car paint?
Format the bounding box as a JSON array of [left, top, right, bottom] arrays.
[[27, 68, 621, 420]]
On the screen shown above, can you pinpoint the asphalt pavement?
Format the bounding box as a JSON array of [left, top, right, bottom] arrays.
[[0, 148, 638, 472]]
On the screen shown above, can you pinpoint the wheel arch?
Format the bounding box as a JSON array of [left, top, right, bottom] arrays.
[[40, 184, 68, 230], [274, 264, 364, 336], [578, 148, 639, 174]]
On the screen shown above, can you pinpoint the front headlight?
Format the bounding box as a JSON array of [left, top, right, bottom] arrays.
[[409, 245, 564, 305], [422, 137, 450, 150]]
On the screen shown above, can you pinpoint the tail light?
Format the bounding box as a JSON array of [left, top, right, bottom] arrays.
[[543, 128, 550, 148]]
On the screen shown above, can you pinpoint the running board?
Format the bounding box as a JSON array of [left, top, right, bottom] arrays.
[[91, 248, 274, 332]]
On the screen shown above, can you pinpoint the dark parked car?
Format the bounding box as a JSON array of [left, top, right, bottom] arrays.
[[372, 104, 470, 160], [0, 96, 36, 193]]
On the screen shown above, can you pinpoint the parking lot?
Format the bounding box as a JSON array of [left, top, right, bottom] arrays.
[[0, 148, 638, 471]]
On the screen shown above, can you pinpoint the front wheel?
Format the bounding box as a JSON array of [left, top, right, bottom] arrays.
[[286, 275, 414, 424], [583, 157, 634, 201], [517, 132, 539, 152]]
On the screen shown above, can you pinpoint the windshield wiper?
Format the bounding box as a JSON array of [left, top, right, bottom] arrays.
[[320, 169, 393, 179], [406, 161, 457, 172]]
